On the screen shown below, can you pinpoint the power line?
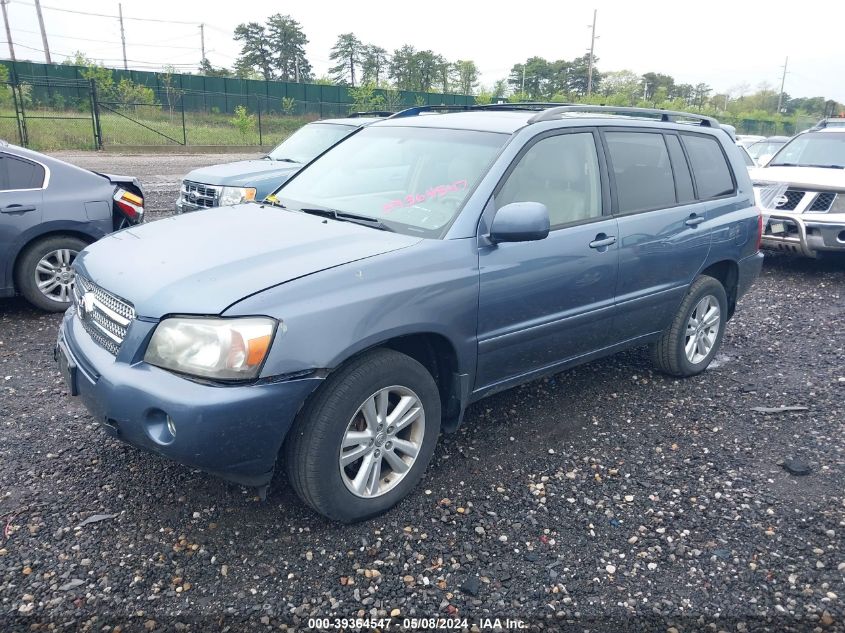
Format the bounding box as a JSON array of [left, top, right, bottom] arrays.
[[12, 1, 199, 25], [10, 27, 201, 49], [4, 41, 199, 67]]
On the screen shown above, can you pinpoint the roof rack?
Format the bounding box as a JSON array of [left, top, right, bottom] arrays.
[[476, 102, 575, 111], [527, 105, 720, 128], [388, 105, 474, 119], [387, 102, 576, 119], [347, 110, 395, 118]]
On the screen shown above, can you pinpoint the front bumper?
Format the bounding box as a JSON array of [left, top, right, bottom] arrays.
[[761, 211, 845, 257], [57, 310, 322, 488]]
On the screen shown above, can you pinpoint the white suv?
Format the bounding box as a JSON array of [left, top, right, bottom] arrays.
[[751, 128, 845, 258]]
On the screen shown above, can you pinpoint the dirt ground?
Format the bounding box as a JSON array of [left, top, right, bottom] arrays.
[[0, 152, 843, 632]]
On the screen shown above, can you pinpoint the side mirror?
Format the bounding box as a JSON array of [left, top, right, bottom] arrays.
[[489, 202, 550, 243]]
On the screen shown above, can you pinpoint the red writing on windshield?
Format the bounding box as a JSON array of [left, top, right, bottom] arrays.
[[383, 180, 468, 213]]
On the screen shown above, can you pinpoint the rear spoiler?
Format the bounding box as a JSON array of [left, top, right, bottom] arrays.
[[94, 171, 145, 197]]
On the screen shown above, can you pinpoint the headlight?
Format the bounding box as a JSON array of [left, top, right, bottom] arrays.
[[144, 317, 277, 381], [219, 186, 257, 206]]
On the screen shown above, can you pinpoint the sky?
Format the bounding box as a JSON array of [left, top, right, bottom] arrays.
[[3, 0, 844, 103]]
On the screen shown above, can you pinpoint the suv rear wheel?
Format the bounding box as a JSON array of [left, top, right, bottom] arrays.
[[285, 348, 441, 523], [650, 275, 727, 377], [16, 235, 88, 312]]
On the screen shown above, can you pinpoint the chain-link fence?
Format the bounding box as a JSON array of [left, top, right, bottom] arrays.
[[0, 71, 817, 151], [0, 75, 409, 151]]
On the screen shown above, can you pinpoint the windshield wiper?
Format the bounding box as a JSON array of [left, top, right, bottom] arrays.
[[298, 207, 394, 232], [769, 162, 844, 169], [272, 157, 300, 164]]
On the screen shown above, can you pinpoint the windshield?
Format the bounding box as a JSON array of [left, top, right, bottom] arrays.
[[748, 140, 786, 160], [768, 132, 845, 168], [273, 126, 507, 238], [267, 123, 354, 163]]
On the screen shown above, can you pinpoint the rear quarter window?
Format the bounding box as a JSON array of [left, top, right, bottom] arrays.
[[0, 154, 45, 190], [681, 134, 735, 199]]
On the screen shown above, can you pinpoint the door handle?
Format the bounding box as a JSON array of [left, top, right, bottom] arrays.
[[589, 234, 617, 249], [685, 214, 705, 227], [1, 204, 37, 214]]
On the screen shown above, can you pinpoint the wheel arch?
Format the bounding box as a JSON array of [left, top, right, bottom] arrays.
[[699, 259, 739, 319], [11, 229, 96, 287], [323, 331, 470, 433]]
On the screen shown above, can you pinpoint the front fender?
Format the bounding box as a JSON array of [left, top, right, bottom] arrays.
[[224, 238, 480, 383]]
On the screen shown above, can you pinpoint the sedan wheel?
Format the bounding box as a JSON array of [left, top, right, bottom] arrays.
[[34, 248, 79, 304], [16, 235, 88, 312]]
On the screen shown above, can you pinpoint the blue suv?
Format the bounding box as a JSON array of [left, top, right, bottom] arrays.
[[57, 105, 763, 522]]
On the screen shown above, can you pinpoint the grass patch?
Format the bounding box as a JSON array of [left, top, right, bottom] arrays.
[[0, 107, 314, 151]]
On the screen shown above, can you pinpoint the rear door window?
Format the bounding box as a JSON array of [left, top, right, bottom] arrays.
[[681, 134, 735, 199], [604, 132, 676, 214], [0, 154, 45, 190]]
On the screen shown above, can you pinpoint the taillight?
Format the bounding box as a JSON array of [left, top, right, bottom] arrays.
[[755, 207, 763, 251], [113, 188, 144, 222]]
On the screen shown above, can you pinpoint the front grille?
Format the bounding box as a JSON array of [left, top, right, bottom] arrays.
[[180, 180, 219, 209], [773, 189, 806, 211], [72, 276, 135, 356], [808, 192, 836, 212]]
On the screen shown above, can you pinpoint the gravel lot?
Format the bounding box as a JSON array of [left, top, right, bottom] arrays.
[[0, 152, 843, 632]]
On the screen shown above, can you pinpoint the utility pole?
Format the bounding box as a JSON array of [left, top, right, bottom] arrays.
[[118, 3, 128, 70], [1, 0, 15, 62], [33, 0, 51, 63], [521, 65, 525, 93], [586, 9, 598, 96], [199, 23, 205, 62], [642, 80, 649, 102], [776, 56, 788, 114]]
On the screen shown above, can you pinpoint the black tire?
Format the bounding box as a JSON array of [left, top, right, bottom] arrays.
[[650, 275, 728, 377], [15, 235, 88, 312], [284, 348, 441, 523]]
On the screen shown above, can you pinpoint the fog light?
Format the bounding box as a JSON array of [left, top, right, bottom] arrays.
[[166, 415, 176, 438]]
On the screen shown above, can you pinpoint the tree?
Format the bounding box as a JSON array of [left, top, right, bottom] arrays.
[[692, 83, 711, 110], [507, 57, 550, 99], [235, 15, 311, 82], [492, 79, 508, 99], [389, 45, 417, 91], [233, 22, 275, 80], [600, 69, 641, 104], [160, 65, 183, 121], [641, 72, 675, 101], [329, 33, 364, 86], [453, 60, 479, 95], [199, 58, 232, 78], [361, 45, 389, 85], [566, 54, 598, 96], [267, 14, 311, 82]]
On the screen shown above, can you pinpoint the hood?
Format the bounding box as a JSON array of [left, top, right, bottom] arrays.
[[74, 204, 421, 318], [750, 165, 845, 191], [185, 159, 301, 189]]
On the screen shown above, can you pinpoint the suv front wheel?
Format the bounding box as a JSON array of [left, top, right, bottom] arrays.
[[650, 275, 728, 377], [285, 348, 441, 523]]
